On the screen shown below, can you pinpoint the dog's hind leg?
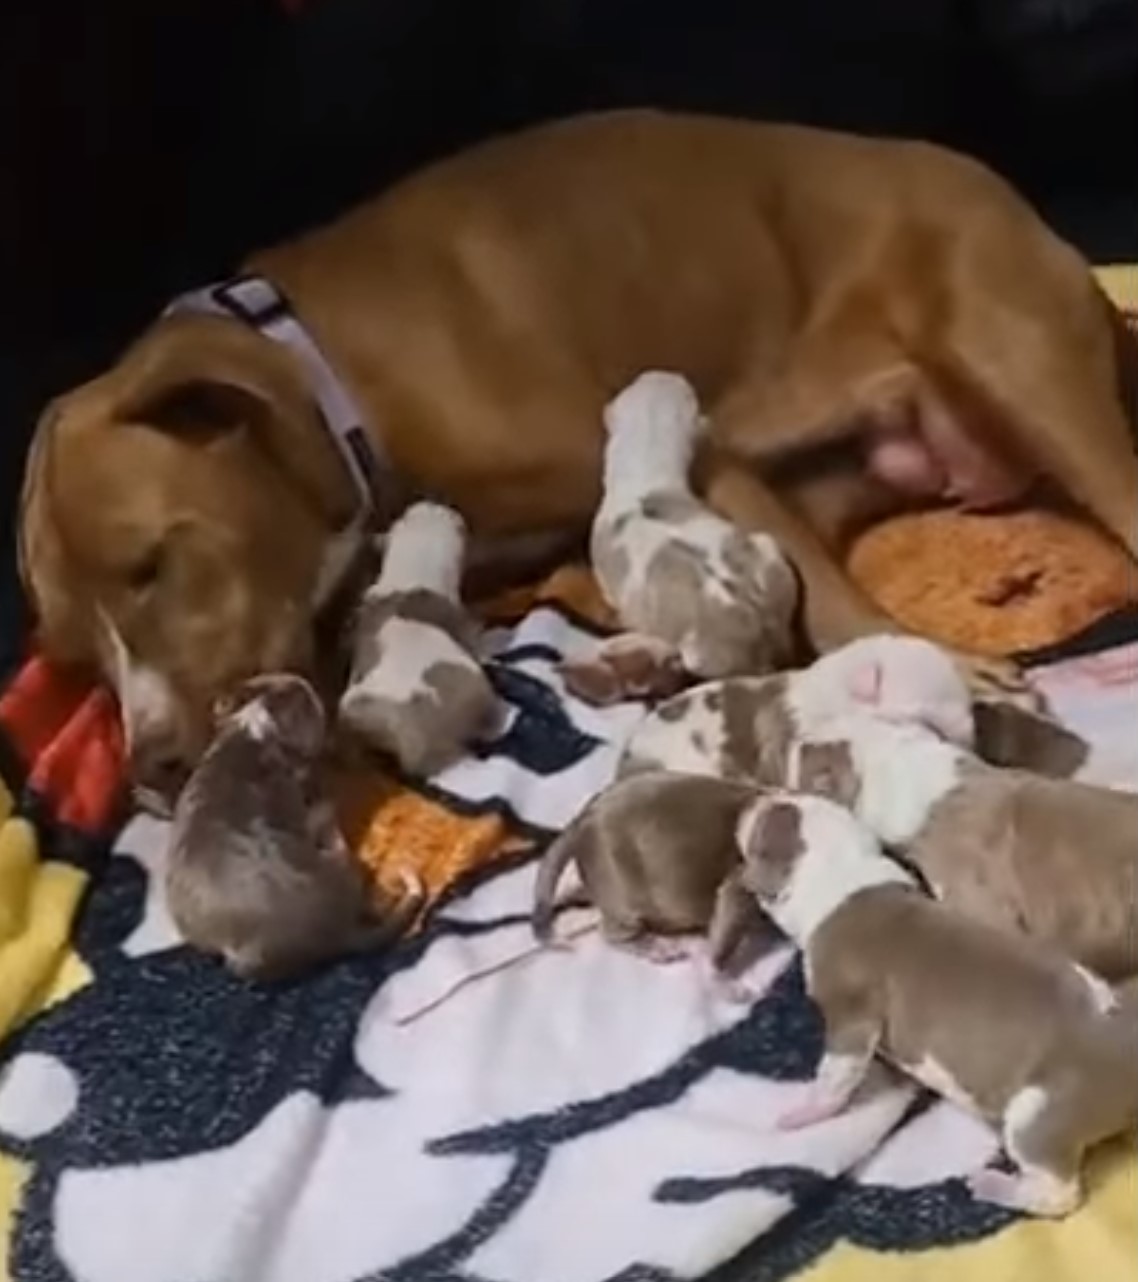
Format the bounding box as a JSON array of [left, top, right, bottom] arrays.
[[938, 241, 1138, 559]]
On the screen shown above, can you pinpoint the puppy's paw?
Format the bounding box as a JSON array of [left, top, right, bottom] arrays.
[[615, 933, 702, 965], [776, 1087, 852, 1132], [712, 973, 760, 1006], [560, 655, 624, 706], [966, 1166, 1080, 1219], [601, 634, 687, 700], [954, 653, 1048, 715]]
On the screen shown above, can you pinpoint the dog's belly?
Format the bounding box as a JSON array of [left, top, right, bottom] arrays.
[[256, 112, 1076, 553]]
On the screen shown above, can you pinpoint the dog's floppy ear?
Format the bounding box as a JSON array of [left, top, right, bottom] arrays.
[[17, 402, 97, 664], [115, 314, 358, 531], [972, 699, 1088, 779]]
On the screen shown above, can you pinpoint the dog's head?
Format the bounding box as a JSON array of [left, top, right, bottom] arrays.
[[19, 313, 361, 808]]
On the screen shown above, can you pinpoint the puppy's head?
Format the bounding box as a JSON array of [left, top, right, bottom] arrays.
[[216, 673, 327, 761], [19, 314, 359, 807], [801, 635, 974, 747], [736, 790, 902, 942], [735, 796, 805, 905]]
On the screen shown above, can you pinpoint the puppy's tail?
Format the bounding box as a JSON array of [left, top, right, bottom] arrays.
[[532, 824, 590, 943]]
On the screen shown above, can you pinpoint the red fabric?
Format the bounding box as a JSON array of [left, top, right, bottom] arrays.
[[0, 656, 126, 839]]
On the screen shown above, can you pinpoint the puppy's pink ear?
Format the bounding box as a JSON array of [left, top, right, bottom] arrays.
[[847, 659, 883, 705]]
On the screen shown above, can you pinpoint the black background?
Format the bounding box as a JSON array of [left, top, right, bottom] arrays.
[[3, 0, 1136, 668]]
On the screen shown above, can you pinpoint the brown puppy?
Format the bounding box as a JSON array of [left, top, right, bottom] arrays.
[[20, 112, 1138, 802], [789, 713, 1138, 980], [531, 771, 773, 967], [725, 791, 1138, 1218], [167, 673, 422, 980]]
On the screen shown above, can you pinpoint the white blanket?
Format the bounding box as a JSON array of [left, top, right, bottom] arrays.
[[0, 607, 1133, 1282]]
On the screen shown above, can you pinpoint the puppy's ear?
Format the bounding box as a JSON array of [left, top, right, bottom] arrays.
[[17, 402, 97, 664], [846, 658, 883, 706], [264, 678, 327, 758], [795, 740, 858, 807], [742, 801, 803, 900], [115, 314, 358, 531], [972, 700, 1088, 779]]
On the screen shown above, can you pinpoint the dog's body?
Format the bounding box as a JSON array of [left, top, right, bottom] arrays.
[[620, 634, 976, 783], [338, 502, 499, 775], [167, 674, 422, 980], [790, 714, 1138, 979], [20, 111, 1138, 797], [531, 770, 771, 966], [728, 792, 1138, 1218], [563, 371, 797, 705]]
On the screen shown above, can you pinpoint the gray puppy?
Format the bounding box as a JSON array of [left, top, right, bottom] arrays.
[[168, 673, 422, 981], [726, 791, 1137, 1218], [532, 770, 776, 969]]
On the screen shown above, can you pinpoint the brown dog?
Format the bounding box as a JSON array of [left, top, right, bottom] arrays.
[[19, 111, 1138, 804]]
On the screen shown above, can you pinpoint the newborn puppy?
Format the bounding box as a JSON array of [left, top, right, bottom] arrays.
[[168, 674, 423, 981], [532, 771, 774, 969], [563, 371, 798, 705], [725, 791, 1138, 1218], [620, 633, 975, 784], [789, 714, 1138, 980], [339, 502, 500, 775]]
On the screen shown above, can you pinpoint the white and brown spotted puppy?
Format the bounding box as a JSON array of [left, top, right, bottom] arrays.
[[620, 634, 976, 784], [168, 674, 423, 981], [789, 713, 1138, 980], [532, 771, 776, 970], [725, 791, 1138, 1218], [339, 501, 500, 775], [563, 371, 798, 705]]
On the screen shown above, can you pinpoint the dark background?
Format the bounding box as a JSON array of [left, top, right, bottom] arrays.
[[3, 0, 1137, 669]]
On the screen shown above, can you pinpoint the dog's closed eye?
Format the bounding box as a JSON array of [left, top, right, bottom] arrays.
[[126, 548, 165, 594]]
